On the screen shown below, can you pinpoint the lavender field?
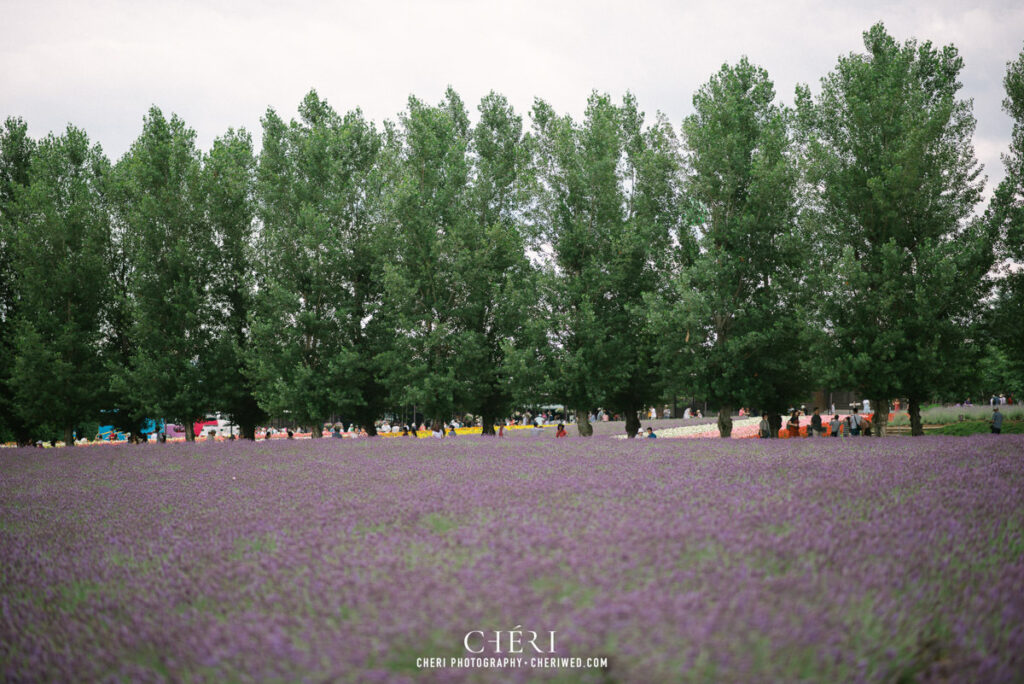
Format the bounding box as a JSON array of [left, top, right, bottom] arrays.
[[2, 434, 1023, 683]]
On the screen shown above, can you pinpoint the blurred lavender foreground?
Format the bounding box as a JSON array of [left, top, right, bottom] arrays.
[[1, 435, 1022, 682]]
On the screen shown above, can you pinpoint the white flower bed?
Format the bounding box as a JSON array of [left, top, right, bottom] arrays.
[[615, 417, 762, 439]]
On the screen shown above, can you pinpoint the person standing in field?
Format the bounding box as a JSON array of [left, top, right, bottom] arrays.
[[829, 413, 840, 437], [646, 427, 657, 438], [991, 407, 1004, 434], [556, 423, 567, 438], [759, 413, 771, 438], [850, 407, 862, 436]]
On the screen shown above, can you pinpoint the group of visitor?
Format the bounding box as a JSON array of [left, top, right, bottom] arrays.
[[759, 406, 876, 438], [952, 394, 1015, 407], [645, 407, 674, 420]]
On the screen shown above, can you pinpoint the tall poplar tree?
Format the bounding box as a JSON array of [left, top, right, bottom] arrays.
[[102, 185, 149, 443], [990, 44, 1024, 381], [250, 92, 387, 436], [532, 93, 689, 437], [381, 89, 473, 429], [797, 23, 989, 435], [382, 90, 550, 432], [0, 117, 34, 445], [464, 94, 539, 434], [664, 58, 807, 438], [203, 129, 265, 439], [9, 127, 111, 445], [113, 107, 214, 441]]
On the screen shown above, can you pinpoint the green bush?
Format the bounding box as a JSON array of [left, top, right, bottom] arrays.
[[937, 420, 1024, 436]]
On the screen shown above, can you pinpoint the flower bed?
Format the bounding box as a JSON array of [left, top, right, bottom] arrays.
[[1, 436, 1022, 681]]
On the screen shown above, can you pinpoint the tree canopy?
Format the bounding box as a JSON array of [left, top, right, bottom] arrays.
[[1, 23, 1017, 444], [796, 22, 990, 435]]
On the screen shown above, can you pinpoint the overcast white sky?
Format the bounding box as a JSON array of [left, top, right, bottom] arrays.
[[2, 0, 1023, 197]]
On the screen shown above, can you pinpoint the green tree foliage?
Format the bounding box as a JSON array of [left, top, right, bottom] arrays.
[[101, 191, 149, 442], [459, 92, 541, 434], [382, 90, 540, 433], [381, 89, 474, 429], [797, 23, 989, 435], [251, 92, 387, 436], [203, 129, 265, 439], [112, 107, 215, 441], [989, 44, 1024, 384], [0, 117, 35, 444], [966, 344, 1024, 404], [532, 93, 689, 437], [664, 58, 806, 438], [3, 34, 1017, 443], [8, 127, 110, 445]]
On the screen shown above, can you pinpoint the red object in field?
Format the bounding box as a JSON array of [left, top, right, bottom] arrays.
[[194, 419, 217, 437]]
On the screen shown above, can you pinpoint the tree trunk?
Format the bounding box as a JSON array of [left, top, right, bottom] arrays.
[[309, 425, 322, 438], [768, 412, 781, 439], [872, 398, 888, 437], [185, 422, 195, 442], [908, 396, 923, 436], [718, 406, 733, 438], [481, 412, 495, 436], [625, 409, 640, 439], [239, 420, 256, 441], [64, 425, 74, 447], [575, 409, 593, 437]]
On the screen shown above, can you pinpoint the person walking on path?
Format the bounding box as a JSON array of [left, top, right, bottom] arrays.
[[850, 407, 862, 437], [992, 407, 1004, 434]]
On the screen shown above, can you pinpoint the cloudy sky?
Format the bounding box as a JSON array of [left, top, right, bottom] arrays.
[[3, 0, 1023, 196]]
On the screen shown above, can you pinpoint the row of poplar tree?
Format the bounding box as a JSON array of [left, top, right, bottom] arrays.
[[1, 23, 1022, 444]]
